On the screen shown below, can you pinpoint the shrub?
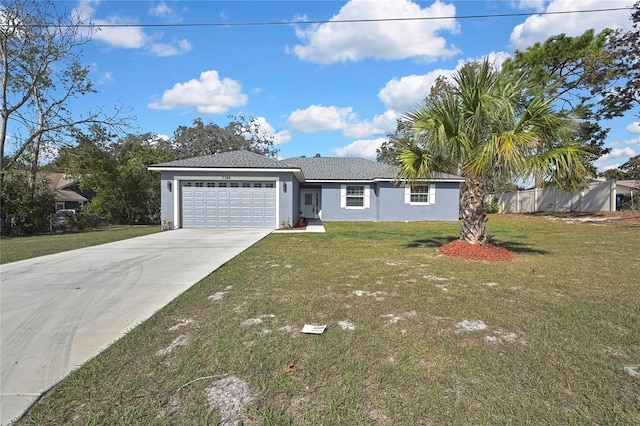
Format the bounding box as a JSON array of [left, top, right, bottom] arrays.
[[486, 198, 499, 214]]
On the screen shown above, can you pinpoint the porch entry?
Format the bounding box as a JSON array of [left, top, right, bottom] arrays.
[[300, 189, 321, 219]]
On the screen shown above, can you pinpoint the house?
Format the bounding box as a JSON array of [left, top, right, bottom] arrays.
[[46, 173, 89, 212], [6, 171, 88, 212], [148, 150, 464, 229]]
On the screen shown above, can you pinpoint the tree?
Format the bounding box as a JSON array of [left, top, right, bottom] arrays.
[[397, 60, 589, 244], [378, 76, 452, 166], [502, 29, 625, 178], [173, 115, 279, 159], [0, 0, 128, 199], [55, 126, 172, 224], [597, 1, 640, 120], [602, 155, 640, 181], [377, 120, 413, 165], [0, 172, 54, 235]]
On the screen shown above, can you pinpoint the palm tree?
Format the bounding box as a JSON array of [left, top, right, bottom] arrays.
[[397, 59, 590, 244]]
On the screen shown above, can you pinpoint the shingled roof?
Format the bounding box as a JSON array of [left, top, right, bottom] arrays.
[[149, 150, 463, 181], [150, 150, 295, 169], [282, 156, 463, 181], [281, 156, 396, 180]]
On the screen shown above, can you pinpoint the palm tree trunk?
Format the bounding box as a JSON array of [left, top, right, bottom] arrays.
[[459, 178, 488, 244]]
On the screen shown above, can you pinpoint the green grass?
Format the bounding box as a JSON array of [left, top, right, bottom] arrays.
[[16, 216, 640, 425], [0, 226, 160, 264]]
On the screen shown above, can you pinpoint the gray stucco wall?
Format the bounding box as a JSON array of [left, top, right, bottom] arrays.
[[159, 170, 297, 228], [319, 181, 460, 222], [377, 181, 460, 221]]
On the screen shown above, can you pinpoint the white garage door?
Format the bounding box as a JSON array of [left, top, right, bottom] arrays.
[[181, 181, 276, 228]]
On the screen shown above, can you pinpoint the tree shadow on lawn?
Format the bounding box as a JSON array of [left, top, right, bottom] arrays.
[[404, 236, 549, 255]]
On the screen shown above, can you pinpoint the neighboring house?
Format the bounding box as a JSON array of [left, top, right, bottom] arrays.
[[148, 150, 463, 229], [7, 171, 88, 212], [46, 173, 89, 212]]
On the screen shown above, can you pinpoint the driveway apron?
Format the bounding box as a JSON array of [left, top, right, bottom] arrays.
[[0, 228, 271, 425]]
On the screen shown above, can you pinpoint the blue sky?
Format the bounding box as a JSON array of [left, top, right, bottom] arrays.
[[62, 0, 639, 171]]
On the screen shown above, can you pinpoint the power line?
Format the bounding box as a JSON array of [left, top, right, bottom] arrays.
[[24, 6, 634, 28]]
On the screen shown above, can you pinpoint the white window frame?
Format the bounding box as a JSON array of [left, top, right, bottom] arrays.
[[340, 184, 370, 209], [405, 184, 436, 205]]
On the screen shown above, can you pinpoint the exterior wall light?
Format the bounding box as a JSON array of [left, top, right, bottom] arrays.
[[167, 181, 172, 192], [283, 182, 287, 193]]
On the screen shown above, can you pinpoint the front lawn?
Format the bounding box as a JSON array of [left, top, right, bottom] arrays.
[[17, 215, 640, 425], [0, 226, 160, 264]]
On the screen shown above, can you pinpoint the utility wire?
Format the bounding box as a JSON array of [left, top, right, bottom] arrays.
[[24, 6, 634, 28]]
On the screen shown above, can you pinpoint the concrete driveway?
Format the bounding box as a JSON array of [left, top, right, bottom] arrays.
[[0, 228, 271, 425]]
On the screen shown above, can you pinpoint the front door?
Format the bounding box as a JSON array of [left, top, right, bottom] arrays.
[[300, 189, 321, 219]]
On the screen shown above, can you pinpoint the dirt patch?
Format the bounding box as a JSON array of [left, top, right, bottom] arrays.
[[157, 334, 189, 356], [456, 319, 487, 332], [205, 376, 254, 426], [532, 211, 640, 227], [438, 240, 516, 262]]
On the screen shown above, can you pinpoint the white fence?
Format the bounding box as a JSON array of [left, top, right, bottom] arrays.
[[492, 181, 616, 213]]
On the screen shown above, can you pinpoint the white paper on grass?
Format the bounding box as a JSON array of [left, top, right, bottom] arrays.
[[300, 324, 327, 334]]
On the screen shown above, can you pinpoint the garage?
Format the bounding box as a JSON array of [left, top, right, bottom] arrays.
[[181, 181, 276, 228]]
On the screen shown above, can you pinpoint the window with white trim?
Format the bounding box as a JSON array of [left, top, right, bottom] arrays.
[[340, 185, 370, 209], [405, 184, 436, 205]]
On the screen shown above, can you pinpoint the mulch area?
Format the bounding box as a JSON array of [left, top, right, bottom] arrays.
[[438, 240, 516, 262]]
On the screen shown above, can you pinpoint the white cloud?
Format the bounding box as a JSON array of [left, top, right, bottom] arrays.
[[343, 110, 399, 138], [510, 0, 635, 50], [377, 51, 510, 114], [332, 138, 387, 159], [93, 17, 149, 48], [149, 39, 192, 57], [245, 116, 291, 145], [378, 69, 454, 113], [288, 105, 355, 133], [149, 2, 171, 17], [515, 0, 547, 12], [148, 70, 248, 114], [625, 136, 640, 146], [98, 71, 113, 85], [75, 0, 190, 57], [594, 146, 638, 171], [626, 122, 640, 134], [287, 104, 396, 139], [289, 0, 459, 64]]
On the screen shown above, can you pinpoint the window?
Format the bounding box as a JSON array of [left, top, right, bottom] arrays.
[[195, 182, 204, 188], [207, 182, 216, 188], [253, 183, 263, 188], [242, 182, 251, 188], [230, 182, 239, 188], [410, 185, 429, 203], [218, 182, 227, 187], [341, 185, 370, 209], [405, 184, 435, 205], [265, 182, 275, 188], [346, 186, 364, 206], [185, 182, 192, 187]]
